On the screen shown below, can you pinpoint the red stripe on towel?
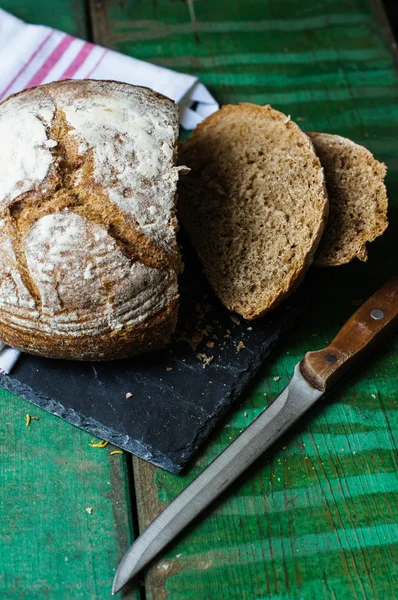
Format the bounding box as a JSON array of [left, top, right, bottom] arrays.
[[25, 34, 74, 88], [61, 41, 94, 79], [0, 30, 54, 100]]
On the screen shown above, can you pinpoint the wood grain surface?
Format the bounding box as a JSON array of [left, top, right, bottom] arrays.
[[0, 387, 137, 599], [93, 0, 398, 598], [0, 0, 397, 599], [0, 3, 138, 599]]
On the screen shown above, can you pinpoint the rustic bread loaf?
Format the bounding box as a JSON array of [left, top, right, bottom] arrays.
[[178, 104, 328, 319], [308, 133, 388, 266], [0, 80, 182, 360]]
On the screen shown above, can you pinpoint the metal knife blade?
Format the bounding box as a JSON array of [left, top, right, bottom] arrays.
[[112, 363, 322, 594]]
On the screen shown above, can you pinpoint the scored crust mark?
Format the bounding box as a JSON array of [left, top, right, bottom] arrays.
[[9, 106, 178, 272], [2, 90, 59, 312], [0, 80, 181, 360], [0, 211, 179, 353], [20, 213, 177, 332], [47, 80, 182, 270], [0, 219, 38, 320], [308, 133, 389, 267], [178, 103, 328, 320], [4, 210, 43, 311], [0, 88, 56, 213]]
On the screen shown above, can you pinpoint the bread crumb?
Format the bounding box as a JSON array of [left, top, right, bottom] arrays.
[[297, 116, 305, 121], [237, 341, 245, 352], [166, 367, 173, 371], [203, 358, 214, 369], [177, 165, 190, 174], [273, 376, 280, 382], [197, 353, 214, 368], [85, 507, 93, 514], [31, 416, 40, 421], [89, 440, 109, 448], [206, 341, 215, 349], [230, 315, 240, 326], [125, 392, 133, 399]]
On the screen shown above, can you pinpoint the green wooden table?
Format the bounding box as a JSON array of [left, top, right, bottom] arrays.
[[1, 1, 397, 598]]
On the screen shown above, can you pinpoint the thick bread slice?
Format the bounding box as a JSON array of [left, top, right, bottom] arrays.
[[178, 104, 328, 320], [308, 133, 388, 266]]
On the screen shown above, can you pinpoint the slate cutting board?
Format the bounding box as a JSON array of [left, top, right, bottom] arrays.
[[0, 234, 311, 473]]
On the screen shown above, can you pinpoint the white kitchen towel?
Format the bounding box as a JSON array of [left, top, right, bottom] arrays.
[[0, 344, 20, 375], [0, 9, 219, 374], [0, 9, 218, 128]]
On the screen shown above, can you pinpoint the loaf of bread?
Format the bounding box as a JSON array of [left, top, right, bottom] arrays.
[[0, 80, 182, 360], [178, 104, 329, 319], [308, 133, 388, 266]]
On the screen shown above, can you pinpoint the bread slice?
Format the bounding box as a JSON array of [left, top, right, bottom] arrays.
[[178, 104, 328, 320], [308, 133, 388, 266]]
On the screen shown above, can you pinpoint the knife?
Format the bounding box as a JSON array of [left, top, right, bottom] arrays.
[[113, 275, 398, 594]]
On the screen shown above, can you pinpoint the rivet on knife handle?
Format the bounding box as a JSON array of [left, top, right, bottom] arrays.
[[301, 275, 398, 391]]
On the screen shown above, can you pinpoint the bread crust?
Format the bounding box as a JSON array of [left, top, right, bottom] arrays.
[[178, 103, 328, 320], [0, 80, 181, 360], [0, 296, 178, 361]]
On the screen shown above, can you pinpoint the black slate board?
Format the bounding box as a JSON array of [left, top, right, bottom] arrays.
[[0, 234, 310, 473]]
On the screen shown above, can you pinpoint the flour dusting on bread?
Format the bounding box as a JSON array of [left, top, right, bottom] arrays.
[[0, 89, 57, 210], [0, 222, 36, 311], [0, 80, 181, 360], [57, 84, 180, 254], [20, 213, 176, 335]]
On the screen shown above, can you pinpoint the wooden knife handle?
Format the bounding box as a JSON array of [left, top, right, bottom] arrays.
[[301, 275, 398, 392]]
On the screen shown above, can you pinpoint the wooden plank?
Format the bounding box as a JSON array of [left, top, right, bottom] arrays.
[[0, 387, 137, 599], [0, 0, 88, 38], [88, 0, 114, 48], [0, 2, 138, 598], [92, 0, 398, 597]]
